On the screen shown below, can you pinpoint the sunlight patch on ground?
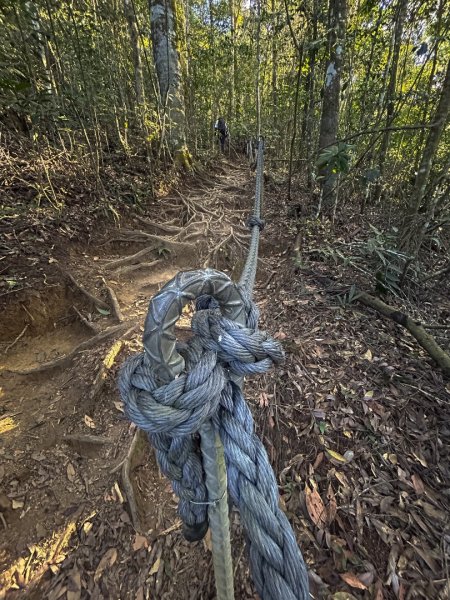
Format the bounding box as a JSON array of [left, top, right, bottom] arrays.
[[0, 416, 17, 435], [0, 520, 78, 593]]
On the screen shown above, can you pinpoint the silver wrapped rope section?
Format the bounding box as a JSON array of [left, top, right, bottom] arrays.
[[143, 269, 246, 383]]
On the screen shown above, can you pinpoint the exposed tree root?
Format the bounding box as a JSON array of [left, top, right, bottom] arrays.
[[203, 229, 234, 267], [72, 305, 99, 333], [104, 246, 156, 271], [61, 269, 110, 311], [134, 216, 182, 234], [121, 428, 149, 532], [115, 259, 163, 277], [356, 291, 450, 377], [106, 287, 124, 322], [118, 229, 196, 254], [11, 323, 132, 375], [4, 325, 29, 354]]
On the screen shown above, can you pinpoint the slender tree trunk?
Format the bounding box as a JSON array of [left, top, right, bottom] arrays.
[[414, 0, 444, 170], [374, 0, 407, 202], [401, 58, 450, 254], [271, 0, 278, 137], [255, 0, 262, 138], [208, 0, 218, 150], [124, 0, 145, 114], [288, 47, 304, 200], [149, 0, 190, 164], [303, 0, 318, 189], [317, 0, 346, 211], [229, 0, 237, 120]]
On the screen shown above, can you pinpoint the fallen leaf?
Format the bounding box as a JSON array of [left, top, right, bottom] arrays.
[[203, 528, 212, 552], [149, 556, 160, 576], [411, 474, 425, 495], [94, 548, 117, 582], [259, 392, 269, 407], [358, 571, 375, 587], [67, 463, 76, 482], [363, 349, 373, 361], [343, 450, 354, 463], [12, 499, 24, 510], [374, 580, 384, 599], [305, 483, 328, 529], [274, 331, 287, 340], [84, 415, 96, 429], [312, 452, 324, 471], [113, 401, 124, 413], [327, 484, 337, 525], [133, 534, 149, 552], [340, 572, 367, 589], [83, 521, 93, 534], [326, 449, 347, 464], [113, 481, 124, 504]]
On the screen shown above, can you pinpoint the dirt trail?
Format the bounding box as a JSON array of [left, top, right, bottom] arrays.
[[0, 160, 257, 599], [2, 159, 449, 600]]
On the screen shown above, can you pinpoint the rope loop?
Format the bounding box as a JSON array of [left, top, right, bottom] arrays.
[[119, 268, 310, 599]]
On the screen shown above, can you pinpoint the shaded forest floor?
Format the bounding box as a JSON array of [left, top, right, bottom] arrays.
[[1, 155, 449, 600]]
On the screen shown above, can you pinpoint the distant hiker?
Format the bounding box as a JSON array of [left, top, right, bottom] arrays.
[[214, 117, 229, 153]]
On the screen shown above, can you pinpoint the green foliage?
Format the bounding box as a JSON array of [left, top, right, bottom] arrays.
[[317, 142, 353, 175], [335, 284, 361, 308]]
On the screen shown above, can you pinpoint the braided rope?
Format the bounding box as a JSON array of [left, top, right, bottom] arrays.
[[118, 139, 310, 598], [119, 291, 309, 598]]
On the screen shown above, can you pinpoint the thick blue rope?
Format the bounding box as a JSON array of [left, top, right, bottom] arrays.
[[119, 293, 310, 599]]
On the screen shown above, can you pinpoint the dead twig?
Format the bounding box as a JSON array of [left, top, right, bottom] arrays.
[[61, 269, 109, 311], [89, 335, 127, 400], [106, 286, 124, 322], [4, 324, 29, 354], [116, 259, 163, 277], [72, 305, 98, 333], [103, 246, 156, 271], [121, 428, 148, 532]]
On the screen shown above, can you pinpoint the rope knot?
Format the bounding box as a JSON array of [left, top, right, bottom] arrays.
[[191, 308, 284, 376], [119, 346, 225, 438], [247, 215, 265, 231]]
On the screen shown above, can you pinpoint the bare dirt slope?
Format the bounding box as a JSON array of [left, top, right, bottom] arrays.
[[0, 159, 257, 600]]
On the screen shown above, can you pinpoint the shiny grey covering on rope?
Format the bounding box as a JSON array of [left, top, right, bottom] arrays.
[[118, 139, 310, 599], [239, 137, 264, 294]]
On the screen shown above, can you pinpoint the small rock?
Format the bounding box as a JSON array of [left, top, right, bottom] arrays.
[[36, 522, 47, 539]]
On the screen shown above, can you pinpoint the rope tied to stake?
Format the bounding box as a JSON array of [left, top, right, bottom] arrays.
[[119, 271, 309, 599]]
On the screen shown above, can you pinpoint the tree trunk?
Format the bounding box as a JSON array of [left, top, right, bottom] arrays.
[[401, 58, 450, 254], [149, 0, 190, 164], [271, 0, 278, 135], [317, 0, 346, 210], [229, 0, 237, 120], [124, 0, 145, 114], [255, 0, 262, 138], [374, 0, 407, 202], [302, 0, 318, 189]]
